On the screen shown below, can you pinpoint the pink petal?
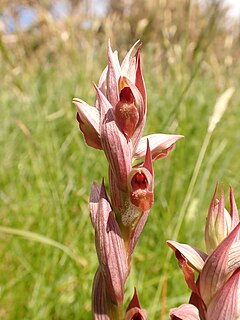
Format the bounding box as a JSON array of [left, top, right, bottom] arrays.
[[169, 304, 201, 320], [135, 46, 147, 111], [189, 288, 207, 320], [108, 166, 123, 212], [95, 84, 132, 191], [92, 268, 110, 320], [205, 183, 232, 254], [173, 249, 199, 295], [131, 112, 147, 153], [107, 40, 121, 107], [98, 65, 108, 98], [129, 210, 149, 254], [142, 139, 154, 176], [73, 98, 102, 149], [205, 182, 218, 253], [228, 241, 240, 274], [134, 134, 184, 161], [207, 268, 240, 320], [89, 182, 101, 226], [166, 240, 207, 272], [199, 223, 240, 306], [95, 182, 128, 305], [121, 40, 141, 84], [229, 186, 240, 232]]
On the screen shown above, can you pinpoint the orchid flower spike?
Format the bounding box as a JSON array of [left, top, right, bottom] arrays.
[[167, 184, 240, 320], [74, 41, 183, 320]]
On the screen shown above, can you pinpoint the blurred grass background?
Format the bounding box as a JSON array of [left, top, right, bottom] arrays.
[[0, 0, 240, 319]]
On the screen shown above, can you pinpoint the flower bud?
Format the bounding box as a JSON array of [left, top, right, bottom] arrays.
[[205, 184, 232, 253]]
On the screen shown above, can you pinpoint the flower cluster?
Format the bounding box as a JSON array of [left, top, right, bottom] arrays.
[[167, 183, 240, 320], [73, 41, 182, 319]]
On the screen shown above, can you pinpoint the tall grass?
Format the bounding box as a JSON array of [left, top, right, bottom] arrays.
[[0, 1, 240, 319]]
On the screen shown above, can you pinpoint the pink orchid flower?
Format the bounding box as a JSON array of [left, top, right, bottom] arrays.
[[74, 41, 183, 319], [167, 184, 240, 320]]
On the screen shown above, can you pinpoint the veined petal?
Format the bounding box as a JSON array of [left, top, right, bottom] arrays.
[[129, 210, 149, 254], [95, 182, 128, 305], [189, 288, 207, 320], [95, 84, 132, 191], [135, 47, 146, 109], [205, 183, 232, 254], [216, 186, 232, 239], [207, 268, 240, 320], [134, 134, 183, 161], [142, 139, 154, 176], [200, 223, 240, 306], [107, 40, 121, 107], [172, 249, 199, 295], [228, 241, 240, 274], [167, 240, 207, 272], [73, 98, 102, 149], [108, 166, 122, 212], [230, 186, 240, 232], [89, 182, 101, 227], [92, 268, 110, 320], [121, 40, 141, 84], [169, 304, 201, 320], [98, 65, 108, 98]]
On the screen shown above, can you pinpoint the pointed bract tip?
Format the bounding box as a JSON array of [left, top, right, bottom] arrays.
[[143, 139, 153, 176], [126, 288, 141, 311], [100, 178, 108, 199]]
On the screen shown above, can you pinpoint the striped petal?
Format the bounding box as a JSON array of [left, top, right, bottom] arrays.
[[207, 268, 240, 320], [200, 223, 240, 306], [107, 40, 121, 107], [94, 181, 128, 305], [95, 84, 132, 191], [92, 268, 110, 320], [205, 183, 232, 254], [134, 134, 183, 161], [73, 98, 101, 149], [167, 240, 207, 272], [169, 304, 201, 320]]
